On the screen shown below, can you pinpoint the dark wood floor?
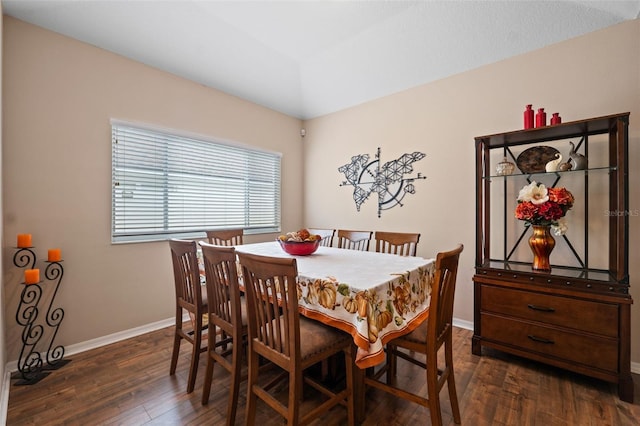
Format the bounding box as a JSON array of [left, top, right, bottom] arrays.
[[7, 326, 640, 425]]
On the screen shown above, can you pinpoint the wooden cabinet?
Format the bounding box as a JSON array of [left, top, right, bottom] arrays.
[[472, 113, 633, 402]]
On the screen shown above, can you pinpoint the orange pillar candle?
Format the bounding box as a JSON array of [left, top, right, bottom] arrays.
[[48, 248, 62, 262], [24, 269, 40, 284], [17, 234, 32, 248]]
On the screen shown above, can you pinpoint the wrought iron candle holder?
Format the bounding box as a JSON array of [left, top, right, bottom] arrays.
[[12, 246, 69, 385]]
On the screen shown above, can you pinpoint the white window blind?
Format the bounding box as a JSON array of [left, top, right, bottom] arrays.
[[111, 121, 281, 243]]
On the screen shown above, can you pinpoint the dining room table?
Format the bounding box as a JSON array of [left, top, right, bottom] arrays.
[[234, 241, 436, 421]]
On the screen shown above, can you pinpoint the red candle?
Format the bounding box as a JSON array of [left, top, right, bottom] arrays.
[[17, 234, 32, 248], [48, 248, 62, 262], [24, 269, 40, 285]]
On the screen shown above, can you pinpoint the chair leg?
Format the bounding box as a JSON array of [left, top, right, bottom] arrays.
[[226, 335, 242, 426], [353, 345, 366, 424], [245, 349, 259, 426], [288, 364, 302, 424], [344, 347, 355, 426], [321, 358, 329, 380], [201, 351, 214, 405], [170, 334, 182, 375], [169, 312, 182, 375], [426, 358, 443, 426], [387, 344, 397, 385], [187, 323, 202, 393], [221, 330, 229, 351], [445, 339, 461, 424]]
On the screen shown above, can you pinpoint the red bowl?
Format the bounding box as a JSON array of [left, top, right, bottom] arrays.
[[278, 239, 320, 256]]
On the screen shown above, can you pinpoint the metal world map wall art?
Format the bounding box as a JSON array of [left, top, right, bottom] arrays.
[[338, 147, 426, 217]]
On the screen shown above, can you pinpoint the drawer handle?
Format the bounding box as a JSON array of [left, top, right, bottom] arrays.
[[527, 304, 555, 313], [527, 334, 555, 344]]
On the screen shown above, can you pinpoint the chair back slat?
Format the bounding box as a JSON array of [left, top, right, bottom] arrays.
[[428, 244, 463, 348], [374, 231, 421, 256], [337, 229, 372, 251], [206, 228, 244, 246], [239, 252, 300, 365]]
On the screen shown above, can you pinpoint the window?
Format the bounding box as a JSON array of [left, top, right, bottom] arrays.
[[111, 120, 281, 243]]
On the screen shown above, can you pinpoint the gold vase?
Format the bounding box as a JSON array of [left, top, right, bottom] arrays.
[[528, 225, 555, 271]]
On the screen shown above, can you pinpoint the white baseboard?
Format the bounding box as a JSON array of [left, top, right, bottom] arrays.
[[452, 317, 473, 331]]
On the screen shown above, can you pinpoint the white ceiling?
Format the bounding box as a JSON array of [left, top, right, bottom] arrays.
[[3, 1, 639, 119]]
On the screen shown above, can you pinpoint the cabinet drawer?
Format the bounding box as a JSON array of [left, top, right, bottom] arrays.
[[481, 285, 618, 337], [481, 313, 618, 372]]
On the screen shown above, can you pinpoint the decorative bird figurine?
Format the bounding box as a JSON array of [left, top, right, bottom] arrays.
[[569, 141, 588, 170], [545, 153, 563, 172]]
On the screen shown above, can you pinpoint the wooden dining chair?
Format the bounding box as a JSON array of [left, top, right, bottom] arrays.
[[206, 228, 244, 246], [307, 228, 335, 247], [337, 229, 373, 251], [199, 242, 247, 425], [363, 244, 464, 426], [168, 239, 208, 393], [374, 231, 421, 256], [237, 251, 355, 426]]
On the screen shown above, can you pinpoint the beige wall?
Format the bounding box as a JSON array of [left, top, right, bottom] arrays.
[[2, 16, 303, 360], [303, 20, 640, 365]]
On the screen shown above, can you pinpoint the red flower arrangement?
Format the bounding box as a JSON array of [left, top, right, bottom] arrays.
[[515, 181, 574, 235]]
